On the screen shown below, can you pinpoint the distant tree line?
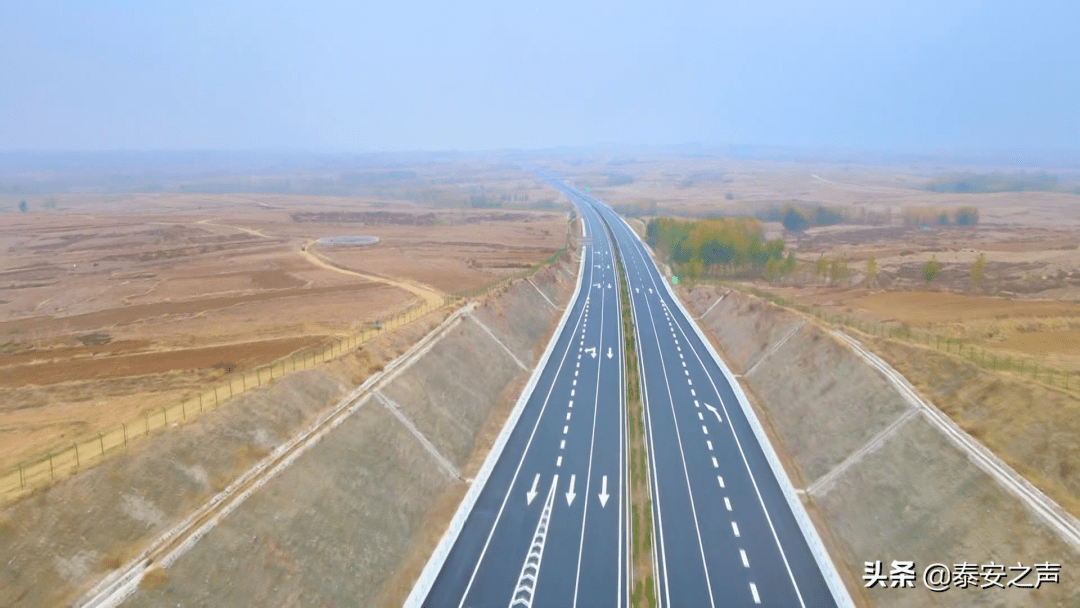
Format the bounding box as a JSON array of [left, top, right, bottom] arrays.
[[754, 204, 844, 232], [646, 217, 793, 279], [925, 171, 1062, 193], [900, 206, 979, 226]]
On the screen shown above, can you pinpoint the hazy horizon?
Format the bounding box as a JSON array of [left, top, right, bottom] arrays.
[[2, 1, 1078, 159]]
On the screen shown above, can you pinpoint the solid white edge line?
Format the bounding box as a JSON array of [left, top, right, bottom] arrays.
[[611, 208, 855, 608], [403, 245, 587, 608]]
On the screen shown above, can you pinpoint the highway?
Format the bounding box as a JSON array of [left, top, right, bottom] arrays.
[[558, 182, 839, 608], [414, 180, 841, 607], [417, 198, 629, 607]]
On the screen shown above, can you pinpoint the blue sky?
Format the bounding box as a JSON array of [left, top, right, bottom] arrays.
[[1, 0, 1077, 155]]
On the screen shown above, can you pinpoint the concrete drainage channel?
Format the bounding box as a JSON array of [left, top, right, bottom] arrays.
[[77, 305, 476, 608]]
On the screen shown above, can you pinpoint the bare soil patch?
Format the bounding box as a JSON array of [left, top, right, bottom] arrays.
[[0, 188, 567, 471]]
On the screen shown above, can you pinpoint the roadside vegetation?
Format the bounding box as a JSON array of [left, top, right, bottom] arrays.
[[612, 231, 655, 607], [645, 216, 792, 280]]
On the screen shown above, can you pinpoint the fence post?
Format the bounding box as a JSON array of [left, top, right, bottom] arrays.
[[214, 387, 219, 406], [199, 392, 204, 413], [18, 463, 23, 489], [99, 432, 105, 456], [123, 423, 128, 447], [74, 442, 79, 469], [49, 453, 54, 480], [182, 399, 187, 421], [144, 412, 150, 436], [163, 406, 168, 425]]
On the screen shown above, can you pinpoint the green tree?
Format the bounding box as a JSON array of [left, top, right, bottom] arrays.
[[865, 256, 878, 287], [781, 206, 809, 232], [970, 253, 986, 290], [19, 200, 27, 213], [764, 257, 779, 282], [829, 257, 850, 285], [814, 256, 829, 283], [781, 252, 797, 280], [922, 257, 940, 284], [954, 206, 979, 226]]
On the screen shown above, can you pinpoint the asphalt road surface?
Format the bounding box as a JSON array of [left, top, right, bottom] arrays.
[[419, 182, 838, 608], [421, 199, 629, 608]]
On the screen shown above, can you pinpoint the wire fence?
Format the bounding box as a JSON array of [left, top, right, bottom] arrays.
[[0, 245, 573, 503], [715, 283, 1078, 395]]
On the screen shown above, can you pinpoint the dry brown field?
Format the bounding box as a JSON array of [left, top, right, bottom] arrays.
[[544, 154, 1080, 373], [0, 187, 568, 470]]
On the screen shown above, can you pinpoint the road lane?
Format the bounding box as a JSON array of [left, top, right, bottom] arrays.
[[555, 181, 840, 608], [417, 203, 627, 608]]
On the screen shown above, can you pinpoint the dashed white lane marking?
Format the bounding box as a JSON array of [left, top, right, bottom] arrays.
[[563, 425, 569, 434], [572, 379, 577, 386], [702, 425, 709, 435], [698, 412, 704, 421], [682, 360, 687, 367], [711, 457, 719, 468], [687, 378, 693, 386], [691, 389, 696, 397], [560, 440, 566, 449], [568, 400, 573, 408], [750, 582, 760, 604], [694, 400, 699, 408], [557, 456, 563, 467], [575, 370, 579, 377], [684, 369, 690, 376], [677, 346, 681, 352], [740, 549, 749, 568], [732, 521, 741, 537], [707, 440, 713, 451], [717, 476, 725, 488], [566, 412, 572, 421], [571, 389, 575, 396], [724, 497, 732, 511]]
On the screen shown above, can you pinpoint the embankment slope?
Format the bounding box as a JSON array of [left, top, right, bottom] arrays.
[[682, 284, 1080, 607]]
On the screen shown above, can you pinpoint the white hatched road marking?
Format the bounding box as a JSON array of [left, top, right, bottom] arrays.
[[508, 474, 559, 608]]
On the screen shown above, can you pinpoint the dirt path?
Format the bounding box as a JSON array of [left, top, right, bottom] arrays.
[[193, 218, 444, 305], [299, 240, 445, 305]]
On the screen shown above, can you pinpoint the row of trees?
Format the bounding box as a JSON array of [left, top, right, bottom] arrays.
[[862, 253, 986, 288], [646, 217, 792, 279], [900, 206, 979, 227], [799, 252, 988, 289]]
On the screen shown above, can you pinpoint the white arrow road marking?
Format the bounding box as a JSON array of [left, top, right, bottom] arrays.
[[584, 347, 597, 358], [606, 347, 613, 359], [566, 474, 577, 506], [649, 288, 653, 293], [607, 283, 612, 289], [704, 403, 723, 423], [527, 473, 540, 505], [598, 475, 610, 507], [635, 287, 640, 293], [509, 474, 559, 608]]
